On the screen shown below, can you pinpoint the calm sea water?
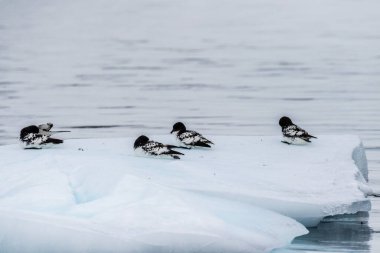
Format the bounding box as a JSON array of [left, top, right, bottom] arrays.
[[1, 0, 380, 252]]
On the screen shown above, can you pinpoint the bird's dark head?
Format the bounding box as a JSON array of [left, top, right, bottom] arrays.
[[134, 135, 149, 149], [20, 125, 39, 139], [279, 116, 293, 127], [171, 122, 186, 134]]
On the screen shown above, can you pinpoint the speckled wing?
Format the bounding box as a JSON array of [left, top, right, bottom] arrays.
[[178, 131, 202, 145], [283, 125, 311, 141], [142, 141, 169, 155], [22, 133, 49, 146]]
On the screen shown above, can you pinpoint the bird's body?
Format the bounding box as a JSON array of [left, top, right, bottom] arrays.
[[134, 135, 184, 159], [171, 122, 214, 148], [20, 124, 64, 149], [279, 117, 316, 145]]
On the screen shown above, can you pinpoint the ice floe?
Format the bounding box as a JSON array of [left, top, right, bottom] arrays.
[[0, 135, 370, 252]]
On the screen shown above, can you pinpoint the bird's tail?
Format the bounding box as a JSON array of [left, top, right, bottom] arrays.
[[194, 141, 212, 148], [45, 138, 64, 144], [308, 135, 317, 139], [201, 137, 214, 145], [165, 149, 184, 156]]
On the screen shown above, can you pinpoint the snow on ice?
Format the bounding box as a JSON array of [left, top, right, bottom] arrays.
[[0, 135, 371, 252]]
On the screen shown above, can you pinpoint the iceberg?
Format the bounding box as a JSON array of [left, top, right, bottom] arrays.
[[0, 135, 370, 252]]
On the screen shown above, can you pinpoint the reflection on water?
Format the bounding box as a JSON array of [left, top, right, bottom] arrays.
[[0, 0, 380, 252], [274, 212, 372, 253]]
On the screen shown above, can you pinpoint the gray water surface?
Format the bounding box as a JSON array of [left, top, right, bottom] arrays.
[[1, 0, 380, 252]]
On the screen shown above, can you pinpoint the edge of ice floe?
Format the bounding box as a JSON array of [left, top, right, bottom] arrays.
[[352, 141, 369, 182], [353, 140, 378, 199], [317, 138, 371, 224], [313, 138, 371, 226]]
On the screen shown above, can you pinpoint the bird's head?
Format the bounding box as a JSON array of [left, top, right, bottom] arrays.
[[134, 135, 149, 149], [38, 122, 53, 131], [170, 122, 186, 134], [279, 116, 293, 128]]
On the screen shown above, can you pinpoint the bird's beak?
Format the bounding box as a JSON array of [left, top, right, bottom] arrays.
[[170, 130, 174, 134]]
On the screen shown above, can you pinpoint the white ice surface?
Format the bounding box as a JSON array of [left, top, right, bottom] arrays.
[[0, 135, 370, 252]]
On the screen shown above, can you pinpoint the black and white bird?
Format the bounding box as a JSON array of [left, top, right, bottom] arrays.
[[134, 135, 184, 159], [279, 116, 317, 145], [20, 123, 65, 149], [170, 122, 214, 148]]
